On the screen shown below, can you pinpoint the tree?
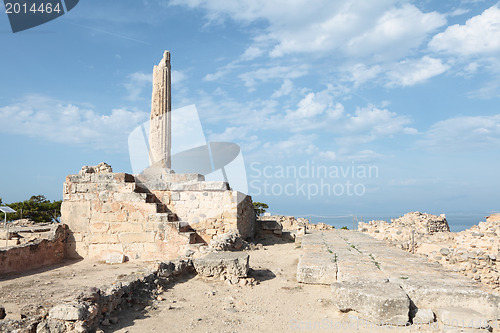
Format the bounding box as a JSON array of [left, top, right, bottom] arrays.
[[0, 195, 62, 223], [253, 202, 269, 216]]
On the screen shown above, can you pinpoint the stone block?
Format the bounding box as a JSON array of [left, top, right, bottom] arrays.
[[109, 222, 144, 233], [36, 319, 67, 333], [49, 303, 88, 321], [411, 308, 435, 324], [113, 192, 148, 202], [89, 222, 109, 233], [91, 173, 115, 183], [118, 232, 155, 244], [297, 253, 337, 284], [75, 183, 97, 193], [331, 280, 410, 326], [113, 173, 135, 183], [193, 252, 249, 278], [398, 279, 500, 319], [88, 243, 124, 259], [60, 201, 91, 232], [201, 181, 229, 190], [436, 307, 490, 329], [89, 233, 119, 244], [106, 253, 125, 264]]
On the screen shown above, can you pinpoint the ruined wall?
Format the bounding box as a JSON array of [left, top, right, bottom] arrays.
[[0, 224, 66, 275], [62, 172, 191, 261], [62, 169, 255, 261], [153, 190, 255, 244]]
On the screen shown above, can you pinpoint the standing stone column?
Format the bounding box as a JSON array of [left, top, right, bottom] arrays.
[[149, 51, 172, 169]]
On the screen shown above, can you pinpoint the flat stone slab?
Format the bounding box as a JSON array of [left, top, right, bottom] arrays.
[[298, 230, 500, 326], [296, 252, 337, 284], [331, 280, 410, 326], [193, 252, 249, 278], [436, 307, 490, 329]]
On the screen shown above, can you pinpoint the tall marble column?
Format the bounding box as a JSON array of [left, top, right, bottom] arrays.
[[149, 51, 171, 169]]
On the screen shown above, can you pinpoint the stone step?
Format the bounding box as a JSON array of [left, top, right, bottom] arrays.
[[178, 231, 197, 244]]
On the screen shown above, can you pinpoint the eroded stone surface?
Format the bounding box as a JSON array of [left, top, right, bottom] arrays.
[[331, 280, 410, 326], [193, 252, 249, 278], [296, 252, 337, 284], [49, 303, 88, 321]]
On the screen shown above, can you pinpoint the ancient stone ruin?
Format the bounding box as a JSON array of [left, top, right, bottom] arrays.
[[61, 52, 256, 263]]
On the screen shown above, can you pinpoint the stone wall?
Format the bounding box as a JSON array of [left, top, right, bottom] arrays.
[[0, 224, 66, 275], [62, 168, 255, 261]]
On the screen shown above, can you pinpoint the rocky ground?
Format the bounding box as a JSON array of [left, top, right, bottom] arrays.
[[2, 233, 482, 333], [359, 212, 500, 292]]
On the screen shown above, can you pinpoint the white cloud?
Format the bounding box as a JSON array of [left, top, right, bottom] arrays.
[[272, 79, 294, 98], [238, 65, 308, 88], [386, 56, 449, 87], [343, 64, 382, 87], [171, 0, 445, 61], [319, 150, 337, 160], [124, 72, 151, 101], [241, 46, 264, 61], [0, 95, 148, 151], [419, 114, 500, 151], [346, 4, 446, 60], [204, 70, 226, 81], [347, 106, 416, 134], [286, 93, 327, 119], [467, 81, 500, 99], [429, 5, 500, 56]]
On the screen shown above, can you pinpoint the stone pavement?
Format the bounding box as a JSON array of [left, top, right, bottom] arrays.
[[297, 230, 500, 329]]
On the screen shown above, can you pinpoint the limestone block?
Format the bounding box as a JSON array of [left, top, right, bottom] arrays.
[[89, 222, 110, 233], [411, 308, 435, 324], [129, 211, 146, 223], [67, 174, 91, 183], [113, 192, 148, 202], [109, 222, 144, 233], [89, 233, 119, 244], [49, 303, 88, 321], [116, 183, 137, 193], [113, 173, 135, 183], [398, 279, 500, 319], [436, 307, 489, 329], [124, 202, 158, 214], [297, 253, 337, 284], [91, 173, 115, 183], [118, 232, 155, 244], [106, 253, 125, 264], [331, 280, 410, 326], [200, 181, 229, 191], [75, 183, 97, 193], [193, 252, 249, 278], [88, 243, 124, 259], [61, 201, 91, 232]]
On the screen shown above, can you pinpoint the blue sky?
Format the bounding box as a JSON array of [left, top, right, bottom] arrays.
[[1, 0, 499, 221]]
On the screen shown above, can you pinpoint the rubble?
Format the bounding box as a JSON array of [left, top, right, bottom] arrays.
[[193, 252, 249, 279], [0, 258, 194, 333], [359, 212, 500, 291]]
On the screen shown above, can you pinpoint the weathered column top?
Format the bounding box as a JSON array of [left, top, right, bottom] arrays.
[[156, 50, 170, 68]]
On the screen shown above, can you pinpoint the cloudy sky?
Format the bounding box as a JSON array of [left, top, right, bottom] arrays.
[[1, 0, 499, 221]]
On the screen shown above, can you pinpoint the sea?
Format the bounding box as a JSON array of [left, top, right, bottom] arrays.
[[299, 213, 490, 232]]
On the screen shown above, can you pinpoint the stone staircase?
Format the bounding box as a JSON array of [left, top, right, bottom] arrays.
[[133, 181, 206, 258]]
